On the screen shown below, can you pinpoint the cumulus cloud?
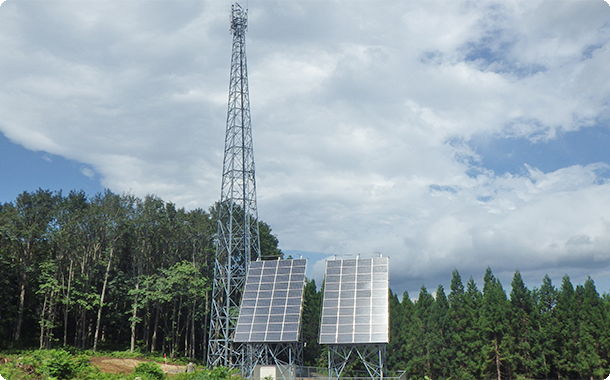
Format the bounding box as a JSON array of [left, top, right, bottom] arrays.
[[1, 0, 610, 295]]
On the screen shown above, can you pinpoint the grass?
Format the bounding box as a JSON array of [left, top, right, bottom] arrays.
[[0, 349, 237, 380]]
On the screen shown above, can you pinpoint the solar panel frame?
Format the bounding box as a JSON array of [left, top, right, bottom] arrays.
[[234, 258, 307, 343], [319, 256, 389, 345]]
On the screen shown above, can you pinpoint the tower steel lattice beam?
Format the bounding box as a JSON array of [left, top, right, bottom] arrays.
[[207, 2, 261, 369]]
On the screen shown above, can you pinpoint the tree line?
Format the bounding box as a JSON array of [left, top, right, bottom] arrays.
[[2, 189, 610, 379], [382, 268, 610, 380], [298, 269, 610, 380], [0, 189, 281, 358]]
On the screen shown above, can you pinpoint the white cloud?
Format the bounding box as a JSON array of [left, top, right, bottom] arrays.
[[1, 0, 610, 295], [81, 167, 95, 179]]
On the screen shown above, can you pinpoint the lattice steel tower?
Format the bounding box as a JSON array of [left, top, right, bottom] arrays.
[[207, 2, 261, 368]]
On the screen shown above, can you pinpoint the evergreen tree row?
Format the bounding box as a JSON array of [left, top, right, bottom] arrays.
[[385, 268, 610, 380], [0, 189, 282, 358], [299, 270, 610, 380]]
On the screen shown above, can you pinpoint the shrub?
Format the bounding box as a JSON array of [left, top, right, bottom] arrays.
[[17, 349, 91, 379], [133, 361, 165, 380], [173, 366, 242, 380], [45, 349, 75, 379]]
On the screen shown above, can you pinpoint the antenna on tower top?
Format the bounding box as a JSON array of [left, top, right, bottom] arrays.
[[230, 3, 247, 33]]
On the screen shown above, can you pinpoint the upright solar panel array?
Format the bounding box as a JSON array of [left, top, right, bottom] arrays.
[[234, 259, 307, 343], [319, 257, 389, 344]]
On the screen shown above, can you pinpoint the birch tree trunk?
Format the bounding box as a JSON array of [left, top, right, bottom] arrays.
[[63, 259, 73, 347], [93, 247, 113, 352], [190, 300, 196, 359], [14, 279, 26, 343], [39, 293, 48, 349], [130, 279, 140, 353], [151, 306, 160, 353]]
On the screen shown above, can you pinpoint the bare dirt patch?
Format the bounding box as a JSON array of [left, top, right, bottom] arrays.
[[90, 357, 144, 374], [90, 357, 187, 375]]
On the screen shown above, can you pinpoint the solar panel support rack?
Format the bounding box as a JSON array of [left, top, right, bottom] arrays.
[[319, 255, 389, 380], [328, 344, 386, 380], [245, 342, 302, 380], [235, 259, 308, 380]]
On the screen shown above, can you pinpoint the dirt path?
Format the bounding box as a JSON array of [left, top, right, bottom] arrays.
[[90, 357, 187, 375]]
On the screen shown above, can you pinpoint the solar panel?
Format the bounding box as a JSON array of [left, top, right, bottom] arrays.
[[234, 258, 307, 343], [319, 256, 389, 344]]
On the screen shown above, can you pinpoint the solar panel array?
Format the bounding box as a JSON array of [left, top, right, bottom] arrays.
[[319, 257, 389, 344], [234, 259, 307, 343]]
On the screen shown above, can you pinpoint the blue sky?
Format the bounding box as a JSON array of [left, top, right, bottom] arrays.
[[470, 124, 610, 177], [0, 133, 103, 201], [1, 0, 610, 296]]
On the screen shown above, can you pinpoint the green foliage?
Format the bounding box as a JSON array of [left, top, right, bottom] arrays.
[[258, 221, 283, 259], [389, 269, 610, 380], [133, 362, 165, 380], [173, 366, 241, 380], [0, 190, 287, 357], [46, 351, 88, 379], [4, 189, 610, 380], [301, 279, 322, 366], [93, 350, 156, 360], [10, 349, 92, 380]]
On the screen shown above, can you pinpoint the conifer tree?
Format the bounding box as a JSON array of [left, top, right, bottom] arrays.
[[556, 275, 579, 378], [399, 291, 415, 373], [576, 278, 608, 379], [534, 274, 558, 378], [429, 285, 451, 379], [448, 271, 481, 380], [464, 276, 484, 378], [404, 286, 434, 379], [480, 267, 510, 380], [506, 270, 540, 378], [301, 278, 322, 366], [387, 290, 406, 372]]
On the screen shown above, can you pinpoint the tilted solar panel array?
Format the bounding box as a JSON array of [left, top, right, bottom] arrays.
[[319, 257, 389, 344], [234, 259, 307, 343]]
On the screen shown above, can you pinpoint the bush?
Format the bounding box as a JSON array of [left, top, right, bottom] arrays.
[[133, 361, 165, 380], [15, 349, 91, 380], [173, 366, 241, 380], [35, 349, 92, 380], [45, 350, 75, 379]]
